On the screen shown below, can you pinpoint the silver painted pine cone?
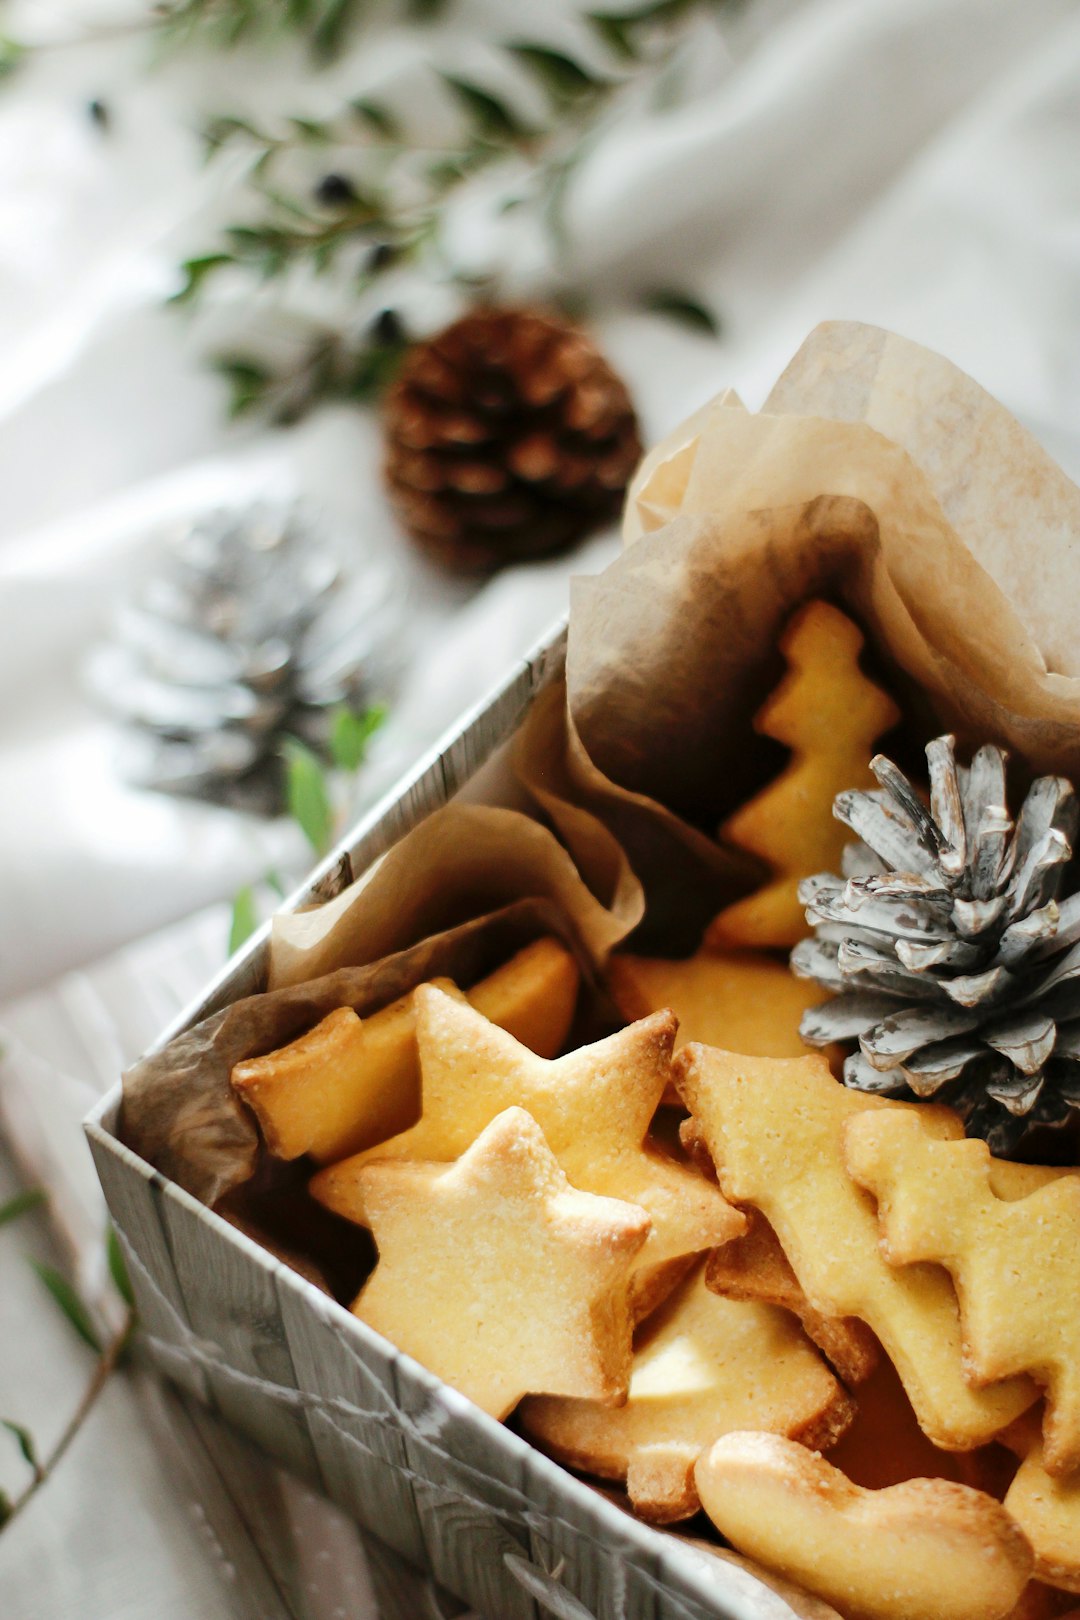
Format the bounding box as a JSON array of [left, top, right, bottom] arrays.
[[87, 504, 403, 815], [791, 734, 1080, 1156]]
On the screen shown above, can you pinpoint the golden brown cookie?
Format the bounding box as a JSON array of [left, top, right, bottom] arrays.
[[348, 1106, 649, 1419], [999, 1412, 1080, 1595], [845, 1108, 1080, 1477], [707, 600, 900, 950], [232, 937, 579, 1162], [520, 1259, 852, 1523], [705, 1207, 879, 1387], [314, 994, 744, 1316], [695, 1431, 1034, 1620], [607, 947, 837, 1065], [674, 1045, 1039, 1448]]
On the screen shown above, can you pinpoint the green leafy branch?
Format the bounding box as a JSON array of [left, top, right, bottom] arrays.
[[0, 1195, 136, 1533], [155, 0, 368, 60], [1, 0, 412, 75], [228, 701, 386, 950], [174, 3, 727, 422]]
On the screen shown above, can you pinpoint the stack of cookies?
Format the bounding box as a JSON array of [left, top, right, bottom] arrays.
[[228, 600, 1080, 1620]]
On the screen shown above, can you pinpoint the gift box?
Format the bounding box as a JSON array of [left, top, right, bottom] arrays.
[[86, 323, 1080, 1620]]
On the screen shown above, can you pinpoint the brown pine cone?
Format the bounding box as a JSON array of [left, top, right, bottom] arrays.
[[382, 307, 642, 574]]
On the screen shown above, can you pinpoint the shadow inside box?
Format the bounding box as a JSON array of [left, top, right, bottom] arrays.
[[217, 1155, 376, 1307]]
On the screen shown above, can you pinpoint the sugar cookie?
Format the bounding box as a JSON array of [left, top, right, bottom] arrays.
[[607, 947, 836, 1063], [348, 1106, 649, 1420], [233, 937, 579, 1162], [705, 1208, 878, 1387], [997, 1411, 1080, 1596], [707, 600, 899, 950], [695, 1431, 1034, 1620], [845, 1107, 1080, 1476], [675, 1045, 1038, 1446]]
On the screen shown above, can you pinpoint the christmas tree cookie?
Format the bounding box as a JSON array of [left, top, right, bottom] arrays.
[[845, 1107, 1080, 1475], [708, 600, 899, 950], [674, 1044, 1039, 1448]]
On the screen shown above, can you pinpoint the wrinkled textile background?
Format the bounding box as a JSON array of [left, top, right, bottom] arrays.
[[3, 0, 1080, 1615]]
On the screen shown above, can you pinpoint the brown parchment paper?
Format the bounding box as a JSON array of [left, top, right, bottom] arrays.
[[562, 325, 1080, 841], [516, 678, 759, 953], [766, 321, 1080, 678], [267, 801, 643, 990]]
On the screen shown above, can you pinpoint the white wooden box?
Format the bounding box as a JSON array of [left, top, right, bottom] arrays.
[[85, 621, 795, 1620]]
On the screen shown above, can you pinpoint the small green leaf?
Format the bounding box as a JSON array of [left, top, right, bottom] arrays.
[[289, 116, 329, 143], [0, 36, 26, 79], [202, 114, 263, 153], [169, 254, 232, 306], [312, 0, 356, 60], [31, 1263, 101, 1354], [643, 288, 721, 336], [0, 1489, 10, 1528], [2, 1421, 39, 1477], [440, 75, 530, 141], [345, 339, 407, 403], [106, 1227, 135, 1310], [509, 43, 605, 102], [282, 739, 334, 856], [586, 13, 640, 59], [225, 224, 276, 253], [228, 886, 259, 954], [213, 356, 272, 419], [351, 98, 401, 140], [0, 1188, 46, 1228], [329, 704, 386, 772]]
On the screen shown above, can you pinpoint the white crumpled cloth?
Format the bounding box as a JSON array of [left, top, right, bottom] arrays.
[[3, 0, 1080, 1614]]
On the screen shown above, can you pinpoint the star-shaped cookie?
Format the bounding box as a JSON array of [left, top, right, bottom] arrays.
[[312, 989, 743, 1313], [347, 1106, 650, 1419]]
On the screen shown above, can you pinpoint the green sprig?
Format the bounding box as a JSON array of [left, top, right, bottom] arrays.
[[31, 1262, 102, 1354], [156, 0, 368, 60], [282, 738, 335, 856], [329, 702, 387, 772], [643, 287, 721, 335], [1, 1422, 41, 1479], [0, 1189, 46, 1228]]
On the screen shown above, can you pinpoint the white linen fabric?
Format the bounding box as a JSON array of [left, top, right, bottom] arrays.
[[3, 0, 1080, 1613]]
